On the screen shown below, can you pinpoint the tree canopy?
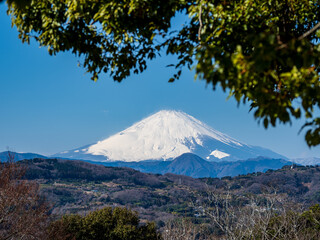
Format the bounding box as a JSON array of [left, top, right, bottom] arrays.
[[5, 0, 320, 146], [47, 207, 161, 240]]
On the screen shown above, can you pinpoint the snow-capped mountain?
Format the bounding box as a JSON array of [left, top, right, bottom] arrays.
[[52, 110, 287, 162]]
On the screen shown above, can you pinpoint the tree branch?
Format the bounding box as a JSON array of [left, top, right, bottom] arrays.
[[278, 22, 320, 49], [298, 22, 320, 40], [198, 3, 203, 41]]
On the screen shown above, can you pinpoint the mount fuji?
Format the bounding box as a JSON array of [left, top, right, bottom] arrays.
[[52, 110, 287, 162]]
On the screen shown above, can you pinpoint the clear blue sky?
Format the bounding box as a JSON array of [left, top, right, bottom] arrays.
[[0, 5, 319, 159]]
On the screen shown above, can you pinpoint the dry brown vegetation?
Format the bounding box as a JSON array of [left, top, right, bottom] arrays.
[[0, 152, 49, 240]]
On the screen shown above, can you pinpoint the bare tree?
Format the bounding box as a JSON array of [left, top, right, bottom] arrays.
[[193, 186, 320, 240], [249, 204, 320, 240], [0, 152, 49, 240], [192, 186, 292, 240], [162, 218, 211, 240]]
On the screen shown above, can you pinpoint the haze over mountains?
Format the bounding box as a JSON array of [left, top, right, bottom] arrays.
[[52, 110, 287, 162]]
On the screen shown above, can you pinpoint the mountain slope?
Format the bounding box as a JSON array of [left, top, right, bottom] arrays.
[[165, 154, 291, 178], [164, 153, 217, 178], [20, 158, 164, 188], [0, 151, 47, 162], [53, 110, 287, 162], [213, 157, 292, 177]]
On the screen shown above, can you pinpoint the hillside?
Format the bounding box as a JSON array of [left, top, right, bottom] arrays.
[[16, 158, 320, 223], [21, 158, 164, 188]]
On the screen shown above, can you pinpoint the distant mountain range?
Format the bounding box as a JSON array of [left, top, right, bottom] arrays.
[[0, 151, 47, 162], [97, 153, 292, 178], [52, 110, 287, 162], [0, 150, 301, 178]]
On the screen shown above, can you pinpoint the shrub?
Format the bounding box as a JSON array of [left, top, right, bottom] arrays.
[[48, 207, 161, 240]]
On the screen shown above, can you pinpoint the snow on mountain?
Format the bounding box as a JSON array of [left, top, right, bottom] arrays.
[[52, 110, 287, 162], [209, 150, 230, 159]]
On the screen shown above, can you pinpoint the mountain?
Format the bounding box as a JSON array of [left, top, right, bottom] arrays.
[[52, 110, 287, 162], [164, 153, 217, 178], [212, 156, 292, 177], [0, 151, 47, 162], [100, 153, 291, 178]]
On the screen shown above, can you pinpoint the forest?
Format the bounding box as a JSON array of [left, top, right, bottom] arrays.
[[2, 156, 320, 239]]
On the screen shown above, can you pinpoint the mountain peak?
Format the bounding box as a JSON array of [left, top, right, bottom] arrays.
[[85, 110, 244, 161], [53, 110, 287, 162]]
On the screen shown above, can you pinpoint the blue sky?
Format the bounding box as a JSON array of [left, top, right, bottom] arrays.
[[0, 5, 319, 159]]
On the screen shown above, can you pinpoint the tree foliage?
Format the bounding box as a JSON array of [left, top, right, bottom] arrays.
[[5, 0, 320, 145], [47, 207, 161, 240]]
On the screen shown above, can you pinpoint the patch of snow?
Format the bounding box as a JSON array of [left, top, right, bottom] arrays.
[[210, 150, 230, 159]]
